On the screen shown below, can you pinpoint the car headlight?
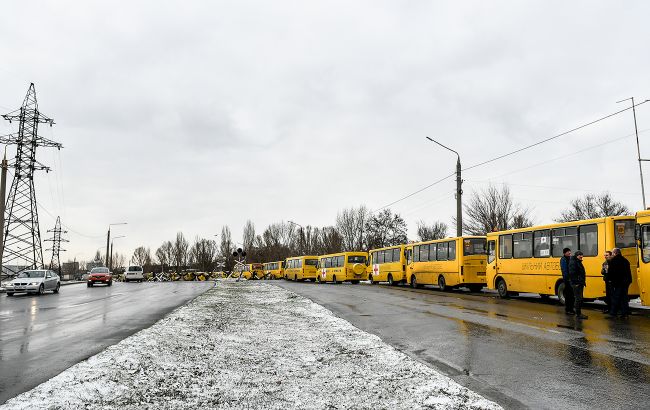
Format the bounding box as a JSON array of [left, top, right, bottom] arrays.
[[29, 282, 39, 286], [6, 283, 14, 287]]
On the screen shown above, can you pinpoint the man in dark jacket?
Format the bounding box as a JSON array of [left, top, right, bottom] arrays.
[[560, 248, 575, 314], [568, 250, 587, 319], [608, 248, 632, 318], [601, 250, 613, 313]]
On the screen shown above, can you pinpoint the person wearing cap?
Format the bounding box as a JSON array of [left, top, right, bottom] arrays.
[[560, 248, 575, 314], [569, 250, 588, 319]]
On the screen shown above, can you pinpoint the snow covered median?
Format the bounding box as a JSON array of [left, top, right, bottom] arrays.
[[1, 281, 500, 409]]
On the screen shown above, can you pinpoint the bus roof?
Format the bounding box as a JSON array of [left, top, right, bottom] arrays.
[[408, 236, 486, 247]]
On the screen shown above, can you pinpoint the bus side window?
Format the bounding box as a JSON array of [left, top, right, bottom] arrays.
[[488, 240, 496, 263], [448, 241, 456, 260], [579, 224, 598, 257], [406, 248, 412, 264], [414, 245, 420, 262], [499, 234, 513, 259]]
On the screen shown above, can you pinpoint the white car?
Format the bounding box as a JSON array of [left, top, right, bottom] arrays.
[[125, 265, 144, 282], [5, 269, 60, 296]]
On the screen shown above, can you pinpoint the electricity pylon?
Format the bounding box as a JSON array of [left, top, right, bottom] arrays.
[[0, 83, 62, 278], [45, 216, 68, 276]]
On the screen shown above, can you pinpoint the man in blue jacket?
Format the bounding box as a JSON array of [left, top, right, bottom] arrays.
[[560, 248, 575, 314]]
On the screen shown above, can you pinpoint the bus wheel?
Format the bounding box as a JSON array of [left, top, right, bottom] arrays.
[[438, 276, 448, 292], [388, 274, 396, 286], [556, 281, 566, 305], [496, 278, 509, 299], [332, 275, 337, 284], [369, 275, 376, 284], [410, 275, 417, 289]]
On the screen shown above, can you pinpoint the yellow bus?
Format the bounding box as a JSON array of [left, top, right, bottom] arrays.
[[240, 263, 264, 280], [405, 236, 487, 292], [368, 245, 407, 285], [486, 216, 639, 302], [317, 252, 368, 284], [635, 209, 650, 306], [284, 256, 319, 281], [263, 261, 285, 280]]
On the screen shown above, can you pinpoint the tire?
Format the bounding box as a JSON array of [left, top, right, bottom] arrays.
[[108, 281, 113, 287], [53, 283, 60, 294], [556, 281, 566, 305], [369, 275, 376, 284], [332, 275, 338, 284], [88, 282, 93, 287], [125, 279, 129, 283], [438, 275, 448, 292], [38, 284, 44, 295], [496, 278, 509, 299], [6, 292, 14, 296], [410, 275, 417, 289], [388, 274, 396, 286]]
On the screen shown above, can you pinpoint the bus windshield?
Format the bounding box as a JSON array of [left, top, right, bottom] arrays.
[[463, 238, 487, 256]]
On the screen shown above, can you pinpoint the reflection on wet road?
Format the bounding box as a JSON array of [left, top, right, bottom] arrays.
[[274, 281, 650, 409], [0, 281, 212, 404]]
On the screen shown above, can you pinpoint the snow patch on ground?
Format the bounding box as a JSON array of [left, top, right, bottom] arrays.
[[1, 281, 501, 409]]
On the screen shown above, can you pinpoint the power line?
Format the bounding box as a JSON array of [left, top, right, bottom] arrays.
[[371, 101, 649, 212], [463, 100, 649, 172], [372, 172, 455, 213]]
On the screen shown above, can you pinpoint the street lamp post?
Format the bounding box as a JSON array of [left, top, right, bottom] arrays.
[[110, 235, 126, 271], [426, 137, 463, 237], [288, 220, 304, 255], [105, 223, 127, 267]]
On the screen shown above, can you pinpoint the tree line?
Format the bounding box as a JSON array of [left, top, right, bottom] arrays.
[[67, 186, 631, 273]]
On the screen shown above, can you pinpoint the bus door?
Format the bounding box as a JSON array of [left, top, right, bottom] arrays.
[[638, 221, 650, 306], [487, 239, 497, 288]]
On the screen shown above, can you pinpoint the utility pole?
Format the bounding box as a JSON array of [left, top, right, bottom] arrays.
[[105, 223, 127, 267], [426, 137, 463, 236], [617, 97, 647, 209], [0, 83, 62, 277], [0, 151, 7, 283], [45, 216, 68, 277]]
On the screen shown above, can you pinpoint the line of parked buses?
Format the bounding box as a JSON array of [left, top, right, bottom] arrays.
[[233, 210, 650, 307]]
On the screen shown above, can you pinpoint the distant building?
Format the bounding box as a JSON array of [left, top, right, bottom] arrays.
[[61, 261, 80, 280]]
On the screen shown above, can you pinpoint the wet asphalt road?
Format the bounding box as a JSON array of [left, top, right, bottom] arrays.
[[0, 281, 212, 404], [274, 281, 650, 410]]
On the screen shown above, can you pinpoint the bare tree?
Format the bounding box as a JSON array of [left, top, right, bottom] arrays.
[[173, 232, 189, 271], [336, 205, 369, 251], [557, 192, 630, 222], [219, 226, 235, 272], [242, 220, 256, 253], [112, 252, 126, 272], [463, 185, 533, 235], [364, 209, 408, 249], [190, 237, 218, 272], [132, 246, 152, 270], [416, 220, 448, 241], [318, 226, 344, 254], [156, 241, 173, 272]]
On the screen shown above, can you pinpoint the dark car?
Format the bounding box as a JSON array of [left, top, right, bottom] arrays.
[[87, 267, 113, 287]]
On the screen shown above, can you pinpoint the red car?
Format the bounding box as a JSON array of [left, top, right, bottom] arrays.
[[87, 267, 113, 287]]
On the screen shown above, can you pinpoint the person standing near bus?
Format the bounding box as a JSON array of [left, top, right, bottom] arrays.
[[601, 250, 613, 313], [608, 248, 632, 318], [560, 248, 575, 315], [569, 250, 587, 319]]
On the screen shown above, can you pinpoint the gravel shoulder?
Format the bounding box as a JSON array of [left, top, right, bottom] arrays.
[[1, 281, 500, 409]]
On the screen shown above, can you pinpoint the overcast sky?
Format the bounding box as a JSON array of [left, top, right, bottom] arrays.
[[1, 1, 649, 263]]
